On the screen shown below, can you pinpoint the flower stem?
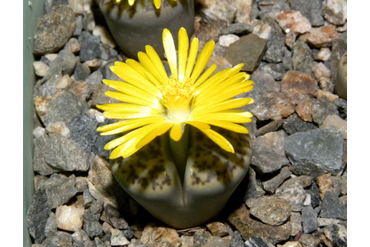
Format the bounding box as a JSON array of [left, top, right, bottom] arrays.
[[169, 125, 189, 185]]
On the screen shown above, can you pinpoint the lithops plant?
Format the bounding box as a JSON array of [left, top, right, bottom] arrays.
[[95, 0, 194, 59], [96, 28, 254, 228]]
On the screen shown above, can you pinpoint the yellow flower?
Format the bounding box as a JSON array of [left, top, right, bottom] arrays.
[[115, 0, 176, 9], [97, 27, 254, 159]]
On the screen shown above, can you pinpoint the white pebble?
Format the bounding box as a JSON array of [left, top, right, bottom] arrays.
[[110, 229, 130, 246], [32, 126, 45, 138], [55, 205, 84, 232], [219, 34, 240, 47], [316, 48, 331, 61], [320, 115, 347, 139], [86, 109, 105, 123], [46, 122, 71, 137], [303, 194, 311, 206], [44, 53, 58, 62], [33, 61, 49, 77], [56, 74, 74, 89]]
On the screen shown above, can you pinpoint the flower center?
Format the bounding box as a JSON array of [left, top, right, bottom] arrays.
[[160, 76, 195, 122]]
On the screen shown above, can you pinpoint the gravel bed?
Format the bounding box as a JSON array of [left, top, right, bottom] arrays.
[[27, 0, 347, 246]]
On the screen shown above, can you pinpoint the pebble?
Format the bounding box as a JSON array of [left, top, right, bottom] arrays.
[[93, 25, 116, 48], [33, 5, 76, 55], [33, 61, 49, 77], [246, 196, 292, 225], [285, 127, 344, 176], [55, 205, 84, 232], [276, 10, 312, 34], [225, 33, 267, 72], [27, 1, 347, 246], [140, 224, 181, 247], [322, 0, 347, 25]]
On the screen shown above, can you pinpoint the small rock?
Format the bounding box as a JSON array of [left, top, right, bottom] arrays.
[[245, 236, 275, 247], [281, 71, 318, 103], [276, 10, 311, 34], [312, 97, 338, 125], [33, 6, 76, 55], [312, 62, 331, 81], [298, 233, 321, 247], [315, 47, 331, 61], [256, 119, 284, 137], [322, 0, 347, 25], [300, 25, 339, 48], [195, 20, 228, 49], [289, 0, 325, 26], [234, 0, 254, 23], [264, 44, 285, 63], [317, 90, 339, 102], [275, 183, 306, 211], [301, 206, 319, 233], [290, 212, 302, 237], [303, 194, 311, 206], [259, 2, 291, 20], [225, 33, 267, 72], [42, 232, 73, 247], [33, 126, 46, 138], [46, 121, 70, 137], [279, 175, 313, 189], [317, 218, 343, 227], [278, 241, 302, 247], [246, 196, 292, 225], [73, 62, 91, 81], [83, 200, 104, 239], [72, 229, 95, 246], [86, 69, 104, 85], [223, 23, 254, 35], [323, 224, 347, 247], [285, 31, 296, 48], [306, 182, 321, 208], [110, 229, 130, 246], [320, 114, 347, 139], [320, 192, 347, 220], [33, 61, 49, 77], [206, 222, 229, 237], [295, 97, 315, 122], [262, 166, 292, 193], [140, 224, 181, 247], [291, 41, 315, 76], [250, 91, 295, 121], [68, 114, 99, 153], [63, 37, 81, 53], [316, 173, 335, 199], [79, 31, 102, 62], [285, 127, 344, 176], [55, 205, 84, 232], [251, 131, 290, 174], [229, 231, 245, 247], [218, 34, 240, 47], [42, 50, 78, 84], [197, 0, 237, 24], [105, 204, 129, 230], [228, 205, 291, 245], [283, 113, 317, 135], [252, 20, 273, 40]]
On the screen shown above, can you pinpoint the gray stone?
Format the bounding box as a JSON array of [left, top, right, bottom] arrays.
[[83, 200, 104, 239], [279, 175, 313, 189], [74, 62, 91, 81], [244, 168, 261, 200], [299, 233, 321, 247], [275, 183, 306, 211], [285, 127, 344, 176], [44, 91, 86, 125], [68, 114, 99, 153], [292, 41, 315, 76], [301, 206, 319, 233], [110, 229, 130, 246], [259, 2, 290, 20], [79, 31, 102, 62], [320, 192, 347, 220], [33, 6, 76, 55], [244, 236, 275, 247], [251, 131, 290, 174], [246, 196, 292, 225], [264, 44, 285, 63], [333, 98, 347, 120], [289, 0, 325, 26], [27, 188, 53, 243], [73, 15, 83, 36], [229, 231, 245, 247], [312, 98, 339, 125], [33, 134, 90, 175], [41, 50, 78, 83], [42, 232, 73, 247], [258, 62, 286, 81], [43, 173, 78, 208], [283, 113, 317, 135], [228, 205, 291, 245], [223, 23, 254, 35], [323, 224, 347, 247], [225, 33, 267, 72], [193, 230, 212, 247], [86, 69, 104, 85], [105, 204, 129, 230], [306, 182, 321, 208], [290, 212, 302, 237], [262, 166, 292, 193], [44, 212, 58, 239], [72, 229, 95, 247], [322, 0, 347, 25]]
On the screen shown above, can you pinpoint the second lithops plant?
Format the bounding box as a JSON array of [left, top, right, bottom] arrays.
[[97, 27, 254, 228]]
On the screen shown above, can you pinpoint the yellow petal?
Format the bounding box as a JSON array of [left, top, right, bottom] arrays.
[[138, 51, 166, 87], [104, 91, 154, 107], [194, 97, 254, 114], [190, 40, 215, 82], [192, 64, 217, 88], [197, 111, 253, 123], [204, 120, 249, 134], [178, 28, 189, 82], [128, 0, 134, 6], [103, 79, 158, 100], [153, 0, 161, 9], [98, 117, 163, 135], [96, 103, 150, 113], [185, 121, 210, 130], [145, 45, 168, 83], [163, 28, 177, 79], [185, 37, 199, 79], [199, 128, 234, 153], [170, 123, 184, 141]]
